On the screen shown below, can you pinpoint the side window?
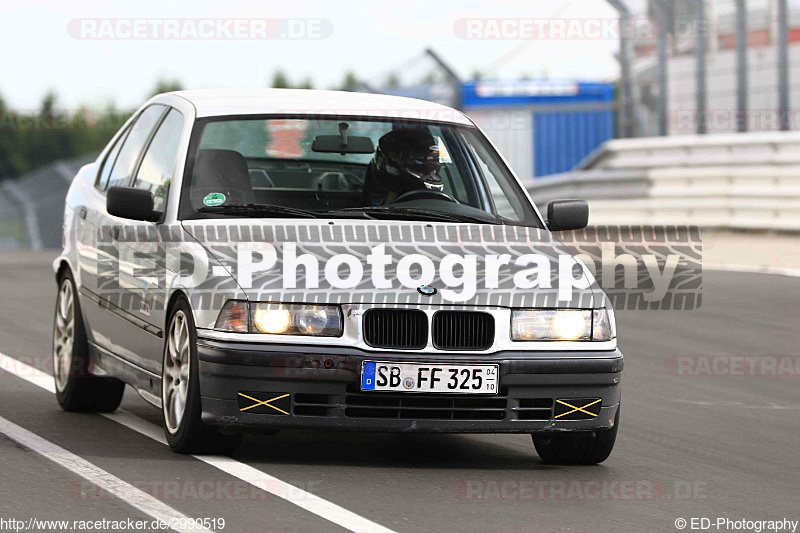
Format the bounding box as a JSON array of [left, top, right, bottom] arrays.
[[97, 126, 130, 190], [132, 109, 184, 213], [106, 105, 166, 190], [464, 131, 526, 222]]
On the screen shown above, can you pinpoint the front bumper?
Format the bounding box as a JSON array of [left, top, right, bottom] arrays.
[[197, 338, 622, 433]]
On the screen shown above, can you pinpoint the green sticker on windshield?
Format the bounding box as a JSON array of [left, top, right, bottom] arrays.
[[203, 192, 226, 207]]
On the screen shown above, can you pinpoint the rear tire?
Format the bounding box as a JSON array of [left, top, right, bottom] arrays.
[[53, 271, 125, 412], [162, 297, 242, 454], [532, 406, 620, 465]]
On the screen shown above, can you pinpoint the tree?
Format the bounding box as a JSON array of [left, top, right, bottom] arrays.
[[271, 69, 291, 89], [0, 91, 16, 178], [384, 72, 401, 89], [150, 78, 185, 96], [0, 89, 133, 178], [339, 71, 360, 92], [298, 76, 314, 90], [470, 69, 484, 81]]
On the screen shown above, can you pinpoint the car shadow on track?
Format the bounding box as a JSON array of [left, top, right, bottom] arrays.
[[231, 431, 558, 470]]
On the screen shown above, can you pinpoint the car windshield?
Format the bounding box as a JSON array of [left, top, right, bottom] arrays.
[[181, 116, 541, 226]]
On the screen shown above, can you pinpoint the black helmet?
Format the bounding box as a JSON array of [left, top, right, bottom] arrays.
[[370, 129, 444, 194]]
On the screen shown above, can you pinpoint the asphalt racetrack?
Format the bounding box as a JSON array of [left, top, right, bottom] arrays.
[[0, 251, 798, 532]]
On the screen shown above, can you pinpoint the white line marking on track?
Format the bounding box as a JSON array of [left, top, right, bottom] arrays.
[[0, 351, 397, 533], [0, 414, 215, 533], [703, 262, 800, 278]]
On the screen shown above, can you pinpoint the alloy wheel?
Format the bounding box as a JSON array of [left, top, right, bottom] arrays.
[[53, 279, 75, 392], [163, 310, 191, 434]]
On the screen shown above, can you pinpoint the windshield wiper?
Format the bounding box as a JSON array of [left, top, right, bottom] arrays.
[[198, 204, 319, 219], [336, 206, 502, 224]]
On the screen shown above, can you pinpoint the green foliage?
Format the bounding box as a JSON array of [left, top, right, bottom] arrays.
[[271, 69, 291, 89], [0, 90, 132, 178], [339, 71, 360, 92], [297, 76, 314, 90], [1, 70, 339, 178], [150, 78, 185, 96], [384, 72, 401, 89]]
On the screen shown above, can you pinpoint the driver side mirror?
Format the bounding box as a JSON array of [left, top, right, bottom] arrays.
[[546, 199, 589, 231], [107, 187, 161, 222]]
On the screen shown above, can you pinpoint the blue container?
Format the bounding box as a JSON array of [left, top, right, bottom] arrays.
[[462, 80, 615, 178]]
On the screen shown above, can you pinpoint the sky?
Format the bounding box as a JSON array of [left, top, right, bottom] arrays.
[[0, 0, 630, 111]]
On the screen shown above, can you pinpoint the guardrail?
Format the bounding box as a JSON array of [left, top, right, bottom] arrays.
[[526, 132, 800, 232], [0, 155, 93, 250]]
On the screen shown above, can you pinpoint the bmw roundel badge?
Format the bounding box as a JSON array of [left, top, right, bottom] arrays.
[[417, 285, 437, 296]]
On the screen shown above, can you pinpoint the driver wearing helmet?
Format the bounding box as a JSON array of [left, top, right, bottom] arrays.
[[363, 129, 444, 204]]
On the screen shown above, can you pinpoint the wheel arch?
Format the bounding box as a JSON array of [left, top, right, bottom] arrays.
[[165, 289, 191, 329], [54, 258, 74, 284]]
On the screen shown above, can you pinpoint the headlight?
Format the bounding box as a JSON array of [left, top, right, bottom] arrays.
[[511, 309, 613, 341], [215, 301, 343, 336], [253, 303, 342, 336]]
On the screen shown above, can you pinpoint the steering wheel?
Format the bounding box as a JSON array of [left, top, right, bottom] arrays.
[[390, 189, 458, 204]]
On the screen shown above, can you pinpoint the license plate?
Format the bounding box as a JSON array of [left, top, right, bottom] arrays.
[[361, 361, 499, 394]]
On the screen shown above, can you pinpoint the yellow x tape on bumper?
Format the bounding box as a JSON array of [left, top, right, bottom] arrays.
[[554, 398, 602, 420], [237, 392, 291, 415]]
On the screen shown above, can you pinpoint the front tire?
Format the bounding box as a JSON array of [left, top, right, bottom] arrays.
[[53, 272, 124, 412], [162, 297, 242, 454], [532, 406, 620, 465]]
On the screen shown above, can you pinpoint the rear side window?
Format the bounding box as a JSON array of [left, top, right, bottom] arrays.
[[97, 126, 129, 190], [133, 109, 184, 213], [106, 105, 166, 190]]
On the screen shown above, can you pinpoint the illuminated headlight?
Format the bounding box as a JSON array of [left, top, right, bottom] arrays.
[[511, 309, 613, 341], [253, 303, 342, 336], [215, 301, 343, 336]]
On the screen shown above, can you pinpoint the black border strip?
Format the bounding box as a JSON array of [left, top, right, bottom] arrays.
[[79, 287, 163, 338]]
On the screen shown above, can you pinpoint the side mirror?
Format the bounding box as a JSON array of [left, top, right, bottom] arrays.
[[546, 199, 589, 231], [106, 187, 160, 222]]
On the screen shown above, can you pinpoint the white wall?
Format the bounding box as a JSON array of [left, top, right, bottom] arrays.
[[466, 108, 534, 180]]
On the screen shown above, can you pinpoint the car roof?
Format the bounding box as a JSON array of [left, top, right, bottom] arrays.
[[167, 88, 473, 126]]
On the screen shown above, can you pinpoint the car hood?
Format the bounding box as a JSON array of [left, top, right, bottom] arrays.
[[180, 219, 601, 309]]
